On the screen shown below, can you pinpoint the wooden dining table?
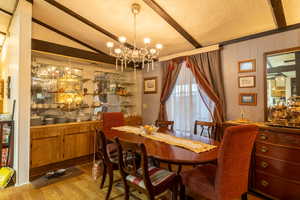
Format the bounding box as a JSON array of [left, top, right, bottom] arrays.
[[104, 127, 220, 172]]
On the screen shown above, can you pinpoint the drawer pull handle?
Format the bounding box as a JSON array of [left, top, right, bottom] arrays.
[[260, 161, 269, 168], [260, 146, 268, 153], [261, 180, 269, 187], [259, 134, 268, 140]]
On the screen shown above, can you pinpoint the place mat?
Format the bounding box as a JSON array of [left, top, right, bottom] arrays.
[[112, 126, 217, 153]]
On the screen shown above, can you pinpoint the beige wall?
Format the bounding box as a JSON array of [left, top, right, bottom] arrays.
[[1, 0, 32, 185], [142, 28, 300, 123], [142, 62, 162, 125], [223, 28, 300, 122]]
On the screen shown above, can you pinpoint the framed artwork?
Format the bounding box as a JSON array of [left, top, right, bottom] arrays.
[[239, 93, 257, 106], [238, 76, 256, 88], [144, 77, 157, 94], [238, 59, 256, 73]]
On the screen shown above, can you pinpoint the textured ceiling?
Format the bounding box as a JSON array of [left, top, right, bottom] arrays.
[[0, 0, 16, 34], [2, 0, 300, 57]]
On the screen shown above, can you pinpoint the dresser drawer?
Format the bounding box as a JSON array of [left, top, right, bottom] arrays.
[[254, 171, 300, 200], [255, 142, 300, 163], [257, 130, 300, 147], [255, 155, 300, 182]]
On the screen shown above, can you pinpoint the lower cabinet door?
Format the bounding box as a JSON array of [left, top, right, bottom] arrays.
[[254, 171, 300, 200], [31, 136, 62, 168], [63, 132, 91, 160]]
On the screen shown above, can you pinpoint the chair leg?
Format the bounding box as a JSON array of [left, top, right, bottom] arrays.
[[241, 192, 248, 200], [172, 182, 178, 200], [105, 169, 114, 200], [124, 183, 130, 200], [100, 164, 107, 189], [179, 183, 186, 200]]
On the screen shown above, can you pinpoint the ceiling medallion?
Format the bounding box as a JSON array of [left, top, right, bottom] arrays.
[[106, 3, 163, 73]]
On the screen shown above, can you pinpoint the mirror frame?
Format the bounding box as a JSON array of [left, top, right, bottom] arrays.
[[264, 46, 300, 121]]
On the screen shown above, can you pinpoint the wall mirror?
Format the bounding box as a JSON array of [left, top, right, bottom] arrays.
[[265, 47, 300, 127]]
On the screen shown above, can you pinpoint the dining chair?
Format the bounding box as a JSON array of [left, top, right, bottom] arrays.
[[180, 124, 258, 200], [103, 112, 125, 132], [115, 137, 180, 200], [155, 120, 174, 130], [97, 130, 120, 200], [194, 120, 216, 138]]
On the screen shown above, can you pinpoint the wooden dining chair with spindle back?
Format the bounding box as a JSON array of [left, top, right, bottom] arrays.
[[97, 130, 120, 200], [155, 120, 174, 131], [194, 120, 216, 138], [115, 137, 180, 200]]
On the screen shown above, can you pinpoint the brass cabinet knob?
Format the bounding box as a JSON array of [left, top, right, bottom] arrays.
[[259, 134, 268, 140], [260, 161, 269, 168], [260, 146, 268, 153], [261, 180, 269, 187]]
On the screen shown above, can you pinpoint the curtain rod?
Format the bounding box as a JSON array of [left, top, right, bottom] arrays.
[[158, 44, 219, 62]]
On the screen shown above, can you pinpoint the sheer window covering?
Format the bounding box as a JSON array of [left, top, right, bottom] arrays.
[[167, 62, 214, 135]]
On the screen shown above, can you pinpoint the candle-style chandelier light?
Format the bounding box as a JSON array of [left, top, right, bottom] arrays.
[[106, 3, 163, 72]]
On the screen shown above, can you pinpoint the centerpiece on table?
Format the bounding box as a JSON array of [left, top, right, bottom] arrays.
[[141, 125, 158, 135]]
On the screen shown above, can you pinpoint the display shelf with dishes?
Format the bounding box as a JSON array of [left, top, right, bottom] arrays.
[[93, 71, 137, 115], [31, 61, 94, 126]]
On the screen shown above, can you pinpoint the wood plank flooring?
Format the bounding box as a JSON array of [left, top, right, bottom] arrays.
[[0, 163, 264, 200]]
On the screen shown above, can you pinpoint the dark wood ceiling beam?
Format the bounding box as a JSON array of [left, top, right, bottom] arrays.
[[219, 22, 300, 46], [269, 0, 287, 28], [0, 8, 13, 16], [142, 0, 201, 48], [42, 0, 134, 49], [32, 39, 116, 65], [32, 18, 108, 55]]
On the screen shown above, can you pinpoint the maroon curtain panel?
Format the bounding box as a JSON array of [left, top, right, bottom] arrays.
[[186, 50, 226, 139], [158, 60, 182, 121]]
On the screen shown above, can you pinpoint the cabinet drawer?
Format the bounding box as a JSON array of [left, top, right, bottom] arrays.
[[79, 124, 90, 133], [255, 142, 300, 163], [255, 155, 300, 182], [31, 127, 61, 139], [254, 171, 300, 200], [257, 130, 300, 147], [65, 125, 81, 134]]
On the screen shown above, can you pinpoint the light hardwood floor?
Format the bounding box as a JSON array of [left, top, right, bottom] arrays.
[[0, 163, 263, 200]]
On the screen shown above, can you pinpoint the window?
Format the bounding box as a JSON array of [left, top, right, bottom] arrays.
[[166, 62, 213, 135]]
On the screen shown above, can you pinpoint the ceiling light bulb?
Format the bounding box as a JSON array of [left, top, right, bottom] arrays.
[[106, 42, 114, 48], [144, 37, 151, 44], [118, 36, 127, 43], [156, 43, 163, 49], [150, 48, 157, 55], [114, 48, 122, 54]]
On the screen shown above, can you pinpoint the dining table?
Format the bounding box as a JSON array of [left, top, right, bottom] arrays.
[[104, 127, 220, 173]]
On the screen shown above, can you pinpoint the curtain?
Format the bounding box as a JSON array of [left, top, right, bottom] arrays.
[[167, 62, 213, 135], [186, 50, 226, 140], [158, 60, 182, 121]]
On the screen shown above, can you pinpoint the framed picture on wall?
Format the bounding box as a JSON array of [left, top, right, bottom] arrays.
[[239, 93, 257, 106], [238, 59, 256, 73], [238, 76, 256, 88], [144, 77, 157, 94]]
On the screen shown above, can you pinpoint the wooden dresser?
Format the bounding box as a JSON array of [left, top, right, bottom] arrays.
[[223, 121, 300, 200]]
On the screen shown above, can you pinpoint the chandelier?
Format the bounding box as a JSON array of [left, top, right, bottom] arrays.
[[106, 3, 163, 72]]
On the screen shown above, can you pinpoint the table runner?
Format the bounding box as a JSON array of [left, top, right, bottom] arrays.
[[112, 126, 217, 153]]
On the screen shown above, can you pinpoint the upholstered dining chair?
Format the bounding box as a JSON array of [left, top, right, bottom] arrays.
[[194, 120, 216, 138], [155, 120, 174, 131], [97, 130, 120, 200], [180, 125, 258, 200], [103, 112, 125, 132], [115, 137, 180, 200]]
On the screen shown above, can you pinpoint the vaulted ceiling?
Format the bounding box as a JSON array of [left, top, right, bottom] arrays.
[[1, 0, 300, 57]]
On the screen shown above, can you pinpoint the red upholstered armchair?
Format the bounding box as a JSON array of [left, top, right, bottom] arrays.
[[180, 125, 258, 200], [102, 112, 125, 132]]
